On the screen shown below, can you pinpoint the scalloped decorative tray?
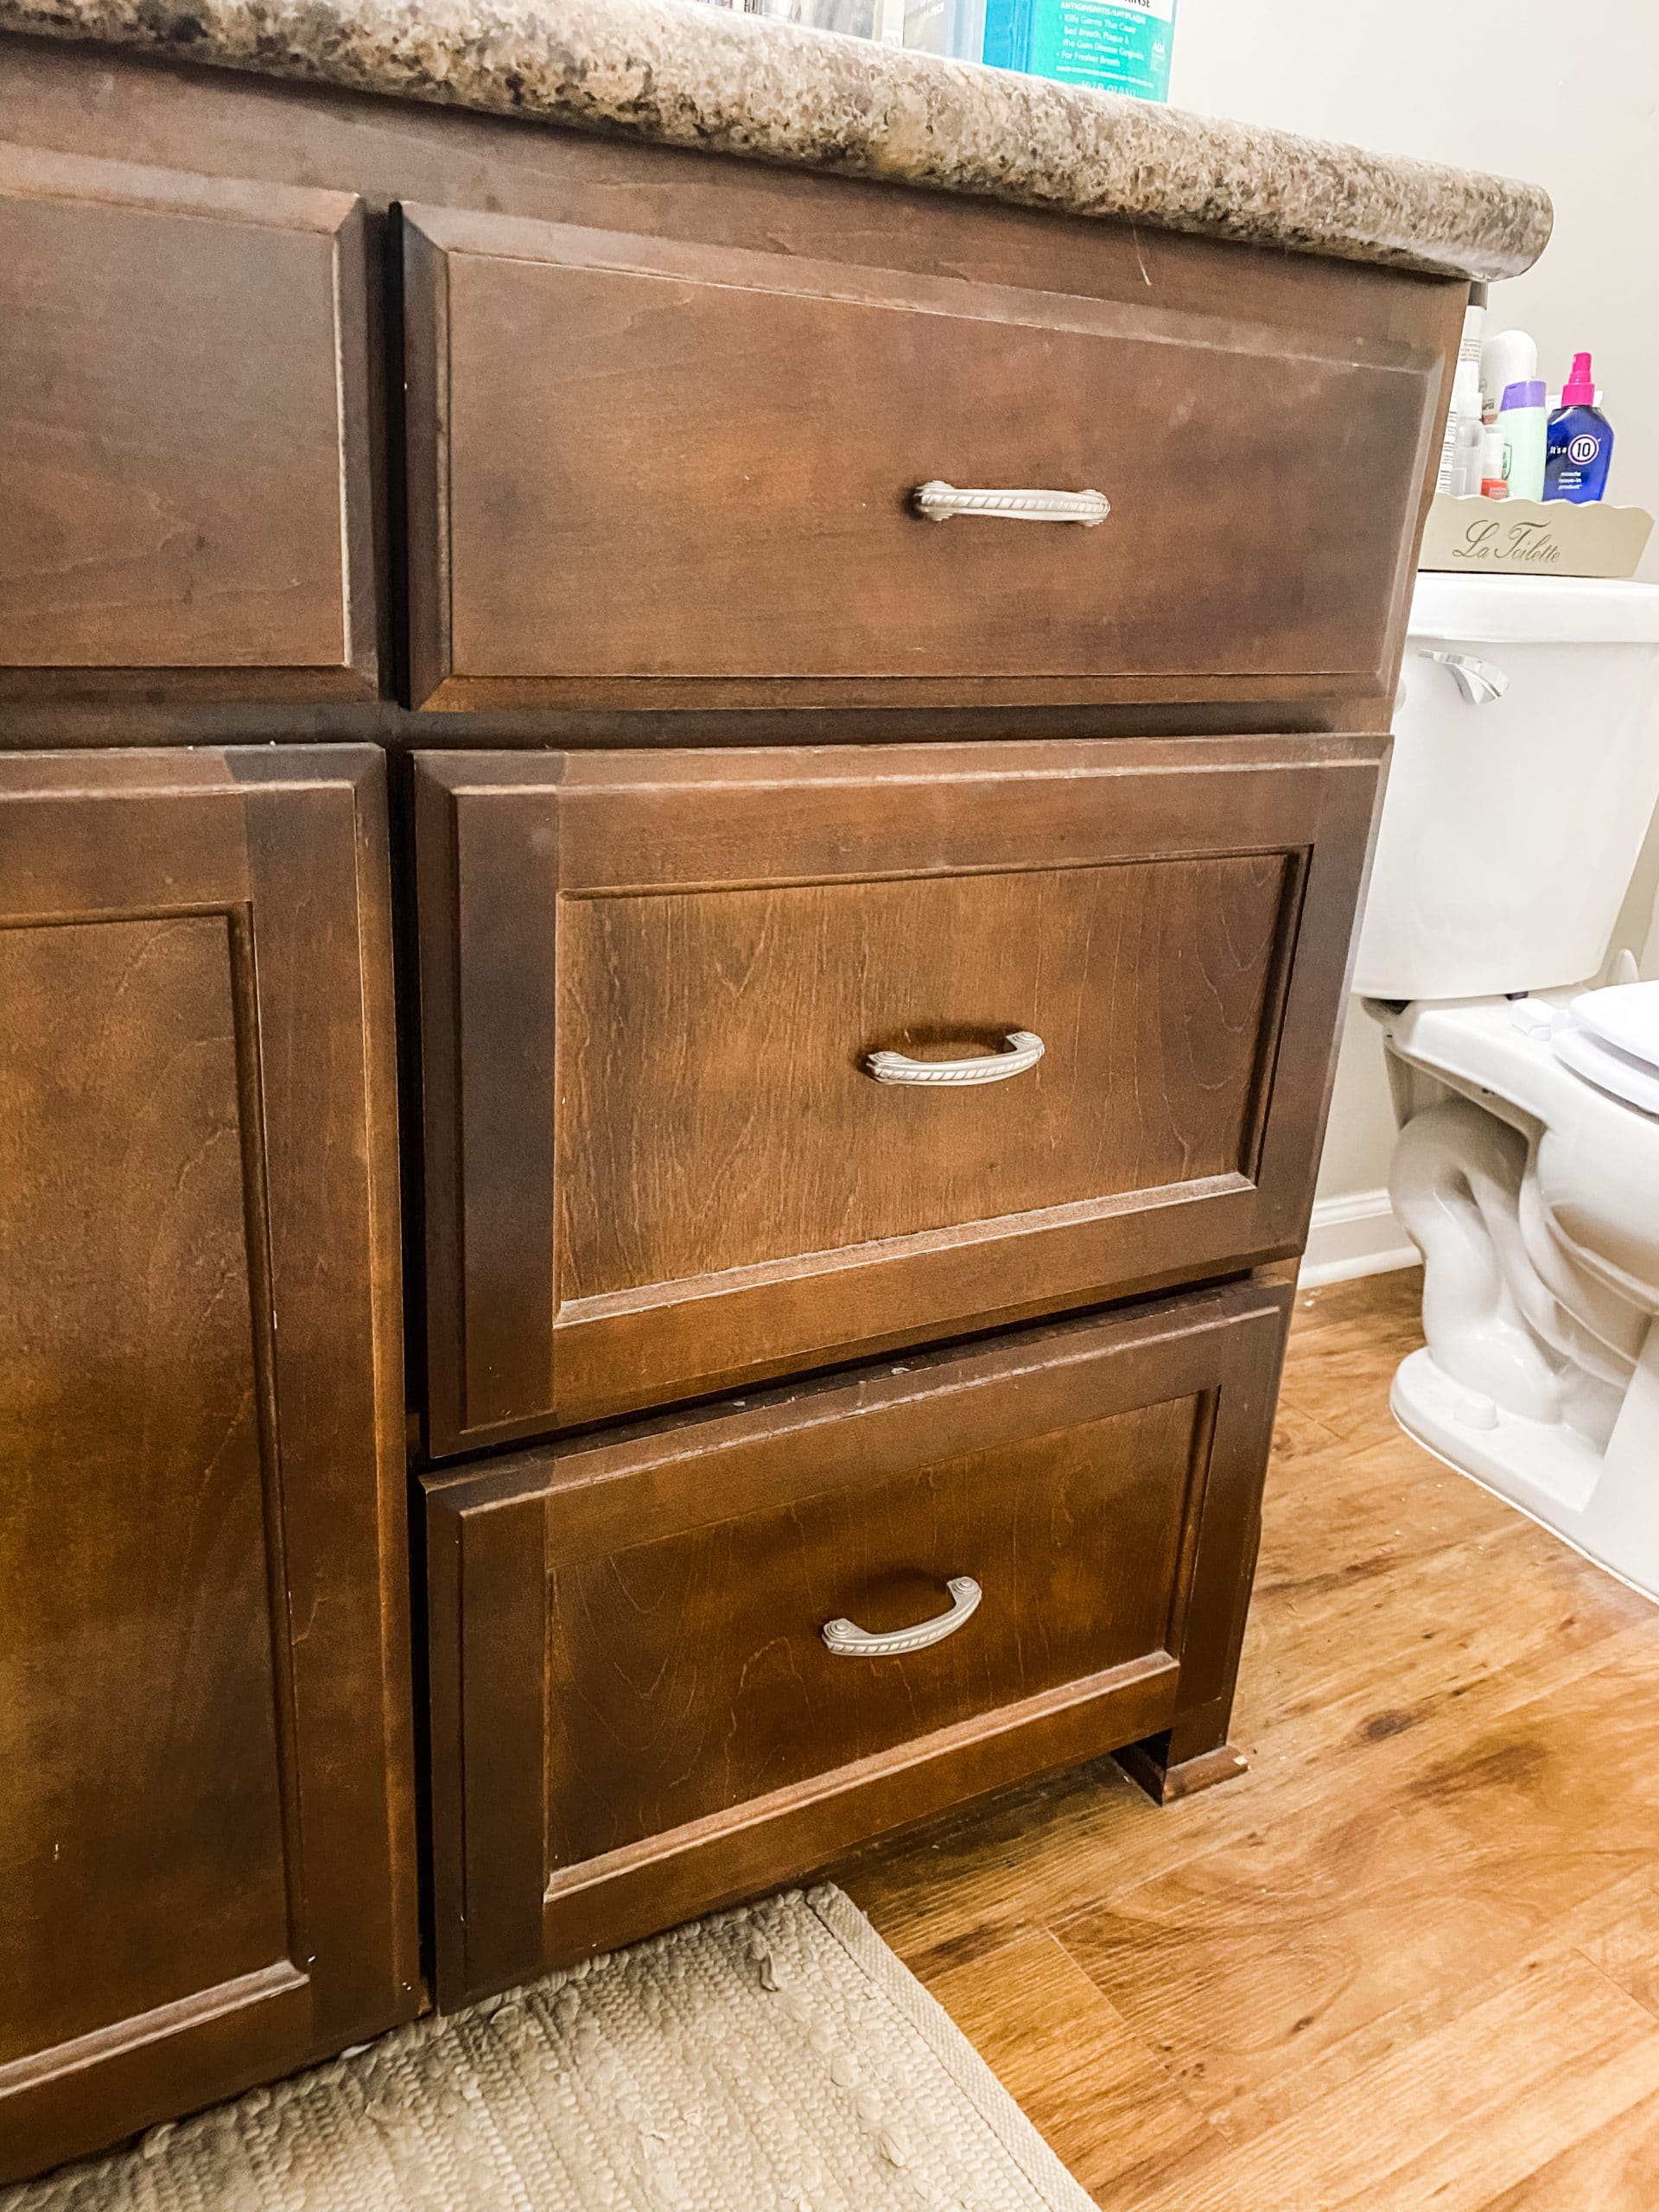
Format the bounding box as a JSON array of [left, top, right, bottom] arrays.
[[1421, 496, 1653, 578]]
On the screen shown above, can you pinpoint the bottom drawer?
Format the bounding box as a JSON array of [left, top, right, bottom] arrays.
[[423, 1277, 1291, 2005]]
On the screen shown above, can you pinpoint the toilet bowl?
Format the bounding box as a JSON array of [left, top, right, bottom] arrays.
[[1353, 573, 1659, 1598]]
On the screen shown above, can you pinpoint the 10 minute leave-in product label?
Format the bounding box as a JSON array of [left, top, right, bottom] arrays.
[[982, 0, 1177, 100]]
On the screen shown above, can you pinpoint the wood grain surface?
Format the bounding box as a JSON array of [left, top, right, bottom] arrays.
[[834, 1272, 1659, 2211], [414, 737, 1381, 1450], [556, 856, 1286, 1297], [422, 1277, 1291, 2005], [0, 749, 416, 2179], [402, 200, 1440, 706], [0, 144, 378, 702], [0, 29, 1457, 741]]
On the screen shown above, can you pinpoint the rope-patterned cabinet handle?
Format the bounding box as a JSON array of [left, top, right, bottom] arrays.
[[821, 1577, 982, 1659], [911, 482, 1110, 526], [864, 1030, 1045, 1088]]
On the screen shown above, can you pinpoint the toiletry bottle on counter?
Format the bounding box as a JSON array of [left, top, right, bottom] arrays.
[[1435, 289, 1485, 493], [1457, 283, 1488, 373], [1479, 422, 1509, 499], [1452, 383, 1484, 494], [1497, 378, 1548, 502], [1480, 327, 1536, 423], [1545, 353, 1614, 502], [1437, 359, 1484, 494]]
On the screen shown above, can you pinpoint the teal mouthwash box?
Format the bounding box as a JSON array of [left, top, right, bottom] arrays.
[[980, 0, 1177, 99]]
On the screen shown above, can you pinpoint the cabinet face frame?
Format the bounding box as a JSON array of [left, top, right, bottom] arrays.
[[0, 144, 381, 705], [423, 1276, 1292, 2006], [0, 748, 414, 2182], [413, 735, 1381, 1455]]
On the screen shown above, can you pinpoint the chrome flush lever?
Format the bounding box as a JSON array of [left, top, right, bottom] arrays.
[[1418, 649, 1510, 707]]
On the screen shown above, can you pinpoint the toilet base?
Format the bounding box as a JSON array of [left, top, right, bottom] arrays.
[[1392, 1344, 1659, 1603]]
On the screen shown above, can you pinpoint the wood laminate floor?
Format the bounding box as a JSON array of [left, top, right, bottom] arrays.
[[831, 1269, 1659, 2210]]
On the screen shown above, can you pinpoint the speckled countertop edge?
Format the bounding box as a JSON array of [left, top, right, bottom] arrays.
[[0, 0, 1552, 280]]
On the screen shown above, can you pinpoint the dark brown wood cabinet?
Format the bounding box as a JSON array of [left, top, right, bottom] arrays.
[[423, 1277, 1291, 2005], [414, 737, 1380, 1452], [0, 145, 378, 705], [0, 29, 1469, 2179], [0, 749, 416, 2180]]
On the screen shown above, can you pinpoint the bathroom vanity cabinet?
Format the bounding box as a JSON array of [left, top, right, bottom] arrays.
[[0, 11, 1537, 2177]]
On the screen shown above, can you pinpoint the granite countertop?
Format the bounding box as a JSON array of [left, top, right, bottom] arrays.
[[1, 0, 1551, 281]]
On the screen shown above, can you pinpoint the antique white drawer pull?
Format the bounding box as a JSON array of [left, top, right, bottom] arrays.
[[912, 481, 1110, 526], [865, 1030, 1045, 1087], [822, 1577, 982, 1659]]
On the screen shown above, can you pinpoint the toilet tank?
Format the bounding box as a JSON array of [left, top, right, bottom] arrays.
[[1353, 573, 1659, 1001]]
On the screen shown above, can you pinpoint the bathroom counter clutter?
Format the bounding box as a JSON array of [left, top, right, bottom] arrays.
[[0, 0, 1551, 279], [0, 10, 1550, 2187]]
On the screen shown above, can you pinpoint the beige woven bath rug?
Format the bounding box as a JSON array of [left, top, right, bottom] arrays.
[[9, 1885, 1093, 2212]]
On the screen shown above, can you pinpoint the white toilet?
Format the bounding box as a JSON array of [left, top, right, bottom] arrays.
[[1355, 570, 1659, 1599]]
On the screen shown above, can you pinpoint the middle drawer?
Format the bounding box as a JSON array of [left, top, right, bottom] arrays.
[[415, 737, 1376, 1452]]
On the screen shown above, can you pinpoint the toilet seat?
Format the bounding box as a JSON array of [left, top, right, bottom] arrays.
[[1552, 981, 1659, 1119], [1572, 978, 1659, 1063]]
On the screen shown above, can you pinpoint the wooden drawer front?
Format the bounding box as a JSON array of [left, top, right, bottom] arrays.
[[401, 203, 1441, 709], [0, 146, 377, 702], [416, 738, 1379, 1452], [424, 1278, 1291, 2003]]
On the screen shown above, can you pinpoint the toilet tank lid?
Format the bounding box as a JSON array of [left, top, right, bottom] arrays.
[[1409, 572, 1659, 645]]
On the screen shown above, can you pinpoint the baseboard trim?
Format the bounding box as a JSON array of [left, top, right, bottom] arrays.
[[1300, 1186, 1418, 1289]]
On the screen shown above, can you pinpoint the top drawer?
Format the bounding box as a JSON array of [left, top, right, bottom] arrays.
[[0, 147, 378, 703], [400, 202, 1446, 710]]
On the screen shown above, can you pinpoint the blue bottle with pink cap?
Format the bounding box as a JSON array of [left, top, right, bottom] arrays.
[[1545, 353, 1615, 504]]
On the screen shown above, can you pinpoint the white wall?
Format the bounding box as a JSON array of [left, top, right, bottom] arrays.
[[1171, 2, 1659, 567], [1170, 2, 1659, 1273]]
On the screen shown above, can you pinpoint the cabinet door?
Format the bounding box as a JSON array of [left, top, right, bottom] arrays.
[[0, 749, 413, 2181], [415, 734, 1380, 1452], [0, 145, 378, 702]]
